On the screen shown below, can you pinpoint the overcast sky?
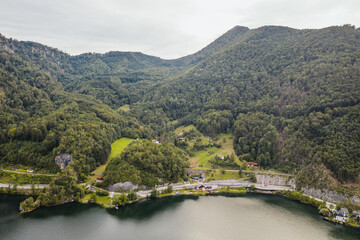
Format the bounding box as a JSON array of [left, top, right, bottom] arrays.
[[1, 0, 359, 59]]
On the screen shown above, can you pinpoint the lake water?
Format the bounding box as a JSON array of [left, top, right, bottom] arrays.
[[1, 193, 360, 240]]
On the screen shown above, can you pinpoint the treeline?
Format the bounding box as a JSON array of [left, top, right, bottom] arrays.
[[19, 167, 84, 212], [104, 140, 189, 187]]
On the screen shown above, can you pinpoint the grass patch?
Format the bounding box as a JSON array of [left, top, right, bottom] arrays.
[[174, 124, 198, 134], [206, 170, 244, 180], [108, 137, 135, 160], [190, 133, 242, 168], [95, 195, 112, 206], [89, 137, 135, 182], [0, 170, 53, 184]]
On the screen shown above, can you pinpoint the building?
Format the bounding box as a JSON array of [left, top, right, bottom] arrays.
[[27, 169, 34, 173], [190, 173, 206, 182], [177, 132, 184, 136], [215, 154, 225, 160], [247, 162, 259, 167], [152, 139, 160, 144], [334, 208, 349, 222], [96, 176, 104, 182]]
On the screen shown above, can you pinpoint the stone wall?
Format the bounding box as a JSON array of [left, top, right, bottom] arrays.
[[301, 187, 360, 204], [255, 173, 295, 188]]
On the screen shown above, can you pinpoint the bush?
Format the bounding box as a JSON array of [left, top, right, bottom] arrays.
[[128, 190, 137, 201], [150, 189, 157, 199], [96, 190, 109, 196]]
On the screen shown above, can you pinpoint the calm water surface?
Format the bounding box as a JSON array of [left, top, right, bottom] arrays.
[[1, 193, 359, 240]]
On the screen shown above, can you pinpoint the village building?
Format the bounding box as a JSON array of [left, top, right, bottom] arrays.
[[96, 176, 104, 182], [177, 132, 184, 136], [334, 208, 349, 222], [247, 162, 259, 167], [152, 139, 160, 144], [215, 154, 225, 160], [190, 173, 206, 182], [27, 169, 34, 173]]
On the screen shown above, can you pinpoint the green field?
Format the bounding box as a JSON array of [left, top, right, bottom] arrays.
[[174, 124, 198, 134], [0, 170, 53, 184], [206, 170, 244, 181], [108, 137, 135, 159], [174, 125, 243, 169], [89, 137, 135, 181]]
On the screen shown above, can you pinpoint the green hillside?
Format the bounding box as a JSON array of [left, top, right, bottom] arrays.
[[0, 25, 359, 193]]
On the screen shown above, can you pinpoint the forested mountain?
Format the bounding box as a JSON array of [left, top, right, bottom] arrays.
[[0, 25, 359, 190], [0, 28, 250, 109], [0, 51, 146, 176], [140, 25, 360, 185]]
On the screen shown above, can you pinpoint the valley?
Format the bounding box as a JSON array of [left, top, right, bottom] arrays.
[[0, 25, 359, 227]]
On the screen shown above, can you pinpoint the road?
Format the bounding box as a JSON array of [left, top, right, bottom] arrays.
[[111, 180, 293, 199], [0, 180, 290, 196], [0, 183, 49, 189], [0, 169, 55, 177]]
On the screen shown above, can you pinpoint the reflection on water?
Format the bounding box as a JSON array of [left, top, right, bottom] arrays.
[[106, 195, 199, 220], [0, 193, 359, 240]]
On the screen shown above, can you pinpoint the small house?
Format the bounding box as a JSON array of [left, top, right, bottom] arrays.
[[177, 132, 184, 136], [152, 139, 160, 144], [27, 169, 34, 173], [96, 176, 104, 182], [215, 154, 225, 160], [198, 185, 205, 191], [247, 162, 259, 167], [334, 208, 349, 222]]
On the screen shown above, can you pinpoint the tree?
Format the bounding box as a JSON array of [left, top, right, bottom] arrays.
[[114, 193, 128, 206], [150, 189, 157, 199], [19, 197, 39, 212], [238, 166, 242, 176], [165, 185, 173, 194], [128, 190, 137, 201]]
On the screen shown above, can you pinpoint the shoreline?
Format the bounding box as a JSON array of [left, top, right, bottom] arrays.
[[2, 184, 359, 229]]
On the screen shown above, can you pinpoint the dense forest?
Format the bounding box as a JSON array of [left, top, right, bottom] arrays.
[[104, 140, 188, 187], [0, 25, 359, 192]]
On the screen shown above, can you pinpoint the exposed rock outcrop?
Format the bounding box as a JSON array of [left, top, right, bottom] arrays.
[[301, 188, 360, 204], [109, 182, 138, 192], [55, 154, 73, 169]]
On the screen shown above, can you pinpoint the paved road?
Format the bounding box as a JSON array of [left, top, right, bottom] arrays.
[[115, 180, 293, 199], [0, 183, 49, 189]]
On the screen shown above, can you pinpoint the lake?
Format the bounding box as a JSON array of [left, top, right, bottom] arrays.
[[1, 193, 359, 240]]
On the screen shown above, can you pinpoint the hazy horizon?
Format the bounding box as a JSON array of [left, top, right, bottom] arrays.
[[1, 0, 359, 59]]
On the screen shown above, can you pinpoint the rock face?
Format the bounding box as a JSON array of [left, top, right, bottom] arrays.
[[55, 154, 73, 169], [109, 182, 138, 192], [301, 188, 360, 204], [255, 173, 296, 188]]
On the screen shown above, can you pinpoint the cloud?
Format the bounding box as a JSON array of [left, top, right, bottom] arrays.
[[0, 0, 359, 59]]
